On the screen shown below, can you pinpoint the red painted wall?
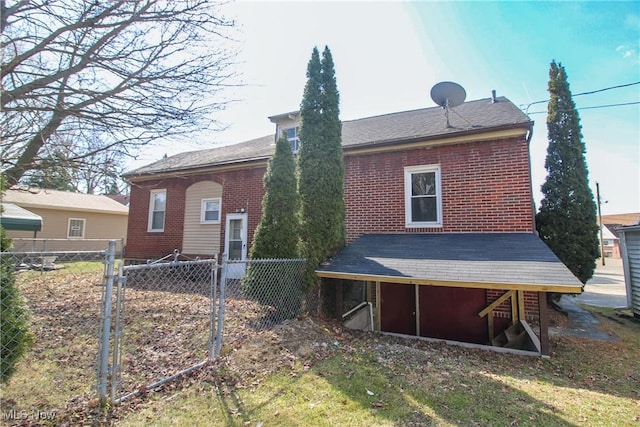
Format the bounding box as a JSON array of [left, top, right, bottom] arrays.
[[344, 137, 534, 242]]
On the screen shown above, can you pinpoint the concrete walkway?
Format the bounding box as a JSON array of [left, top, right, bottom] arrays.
[[550, 258, 628, 341], [574, 258, 628, 308]]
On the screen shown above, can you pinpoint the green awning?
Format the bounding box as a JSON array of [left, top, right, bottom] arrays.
[[0, 203, 42, 232]]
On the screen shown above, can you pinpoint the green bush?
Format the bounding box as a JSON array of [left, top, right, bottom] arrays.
[[1, 227, 34, 384]]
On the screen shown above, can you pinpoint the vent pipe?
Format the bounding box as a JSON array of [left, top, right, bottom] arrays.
[[491, 90, 497, 103]]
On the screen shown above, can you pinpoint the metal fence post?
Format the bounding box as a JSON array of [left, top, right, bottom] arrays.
[[214, 254, 228, 357], [97, 240, 116, 404], [208, 255, 219, 362], [111, 262, 125, 404]]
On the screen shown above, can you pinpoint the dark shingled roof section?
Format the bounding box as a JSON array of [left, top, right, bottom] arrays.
[[317, 233, 583, 289], [125, 96, 531, 177]]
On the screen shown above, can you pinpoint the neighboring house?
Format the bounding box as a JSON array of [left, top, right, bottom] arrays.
[[123, 95, 583, 355], [601, 212, 640, 228], [599, 223, 621, 258], [599, 212, 640, 259], [2, 188, 128, 252]]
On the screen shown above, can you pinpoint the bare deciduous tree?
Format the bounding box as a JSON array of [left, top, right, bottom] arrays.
[[1, 0, 237, 186]]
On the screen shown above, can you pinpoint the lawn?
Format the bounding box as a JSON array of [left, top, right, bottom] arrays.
[[115, 307, 640, 427], [2, 265, 639, 426]]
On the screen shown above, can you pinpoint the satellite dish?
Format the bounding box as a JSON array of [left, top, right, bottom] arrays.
[[430, 81, 466, 108], [430, 82, 466, 128]]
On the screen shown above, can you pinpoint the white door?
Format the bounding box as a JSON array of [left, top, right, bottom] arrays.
[[224, 213, 248, 279]]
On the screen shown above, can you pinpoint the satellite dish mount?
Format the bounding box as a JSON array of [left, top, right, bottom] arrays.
[[430, 82, 466, 128]]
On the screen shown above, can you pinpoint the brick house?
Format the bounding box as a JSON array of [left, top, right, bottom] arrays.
[[123, 95, 582, 355]]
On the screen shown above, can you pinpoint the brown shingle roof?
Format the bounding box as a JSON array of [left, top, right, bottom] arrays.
[[601, 213, 640, 226], [3, 188, 129, 215], [124, 96, 532, 178]]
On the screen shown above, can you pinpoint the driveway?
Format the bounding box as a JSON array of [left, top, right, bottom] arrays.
[[574, 257, 628, 308], [550, 258, 628, 342]]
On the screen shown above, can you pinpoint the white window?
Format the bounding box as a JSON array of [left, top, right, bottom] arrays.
[[67, 218, 85, 238], [404, 165, 442, 228], [148, 189, 166, 232], [201, 198, 221, 223], [285, 127, 300, 154]]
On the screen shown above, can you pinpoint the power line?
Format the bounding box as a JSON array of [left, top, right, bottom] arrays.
[[526, 101, 640, 115], [520, 81, 640, 112]]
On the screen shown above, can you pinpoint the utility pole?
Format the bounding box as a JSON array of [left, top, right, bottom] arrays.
[[596, 182, 605, 266]]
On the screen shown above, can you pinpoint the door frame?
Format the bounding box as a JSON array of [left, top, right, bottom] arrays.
[[224, 213, 248, 280], [224, 212, 248, 261]]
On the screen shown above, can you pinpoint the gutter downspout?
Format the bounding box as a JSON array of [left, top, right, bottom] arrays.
[[525, 124, 536, 233]]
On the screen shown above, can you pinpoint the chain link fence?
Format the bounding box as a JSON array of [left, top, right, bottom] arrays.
[[100, 251, 313, 405], [0, 240, 122, 425], [9, 237, 125, 254], [1, 238, 314, 421], [103, 255, 219, 403], [222, 258, 315, 345]]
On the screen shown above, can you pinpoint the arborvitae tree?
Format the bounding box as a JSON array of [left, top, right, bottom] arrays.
[[244, 135, 301, 321], [298, 46, 345, 285], [0, 175, 34, 384], [250, 134, 299, 259], [536, 61, 599, 290]]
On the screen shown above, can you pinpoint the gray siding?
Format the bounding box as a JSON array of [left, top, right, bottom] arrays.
[[620, 226, 640, 316], [182, 181, 222, 255]]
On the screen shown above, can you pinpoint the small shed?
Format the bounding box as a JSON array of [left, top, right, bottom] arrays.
[[0, 203, 43, 235], [618, 225, 640, 317]]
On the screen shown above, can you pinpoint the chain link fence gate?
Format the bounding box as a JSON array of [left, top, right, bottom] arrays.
[[98, 246, 219, 404], [98, 249, 312, 406]]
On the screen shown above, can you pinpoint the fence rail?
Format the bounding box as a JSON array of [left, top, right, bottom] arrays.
[[8, 237, 125, 254]]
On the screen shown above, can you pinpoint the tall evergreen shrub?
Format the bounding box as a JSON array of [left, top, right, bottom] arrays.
[[244, 135, 302, 321], [298, 46, 345, 286], [536, 61, 599, 292]]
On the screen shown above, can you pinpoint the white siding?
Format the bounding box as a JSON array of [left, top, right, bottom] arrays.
[[182, 181, 222, 255], [620, 226, 640, 316]]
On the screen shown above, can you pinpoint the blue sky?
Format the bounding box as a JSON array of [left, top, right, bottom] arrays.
[[133, 1, 639, 215]]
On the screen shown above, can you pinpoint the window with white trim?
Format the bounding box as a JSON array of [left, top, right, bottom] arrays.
[[404, 165, 442, 227], [67, 218, 85, 238], [201, 198, 221, 223], [148, 189, 166, 232], [285, 127, 300, 154]]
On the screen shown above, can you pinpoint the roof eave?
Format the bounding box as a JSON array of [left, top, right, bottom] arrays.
[[315, 270, 583, 294], [344, 121, 534, 153], [124, 156, 271, 182], [9, 203, 128, 215]]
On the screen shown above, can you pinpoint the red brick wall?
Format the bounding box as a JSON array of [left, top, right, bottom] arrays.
[[486, 289, 541, 322], [344, 137, 534, 242], [218, 167, 267, 256], [127, 136, 534, 263], [126, 167, 266, 260]]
